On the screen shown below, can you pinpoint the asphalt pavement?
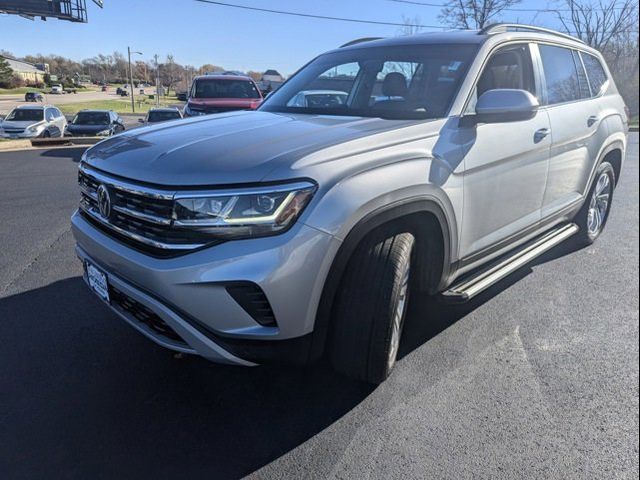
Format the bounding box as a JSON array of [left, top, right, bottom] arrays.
[[0, 136, 638, 479]]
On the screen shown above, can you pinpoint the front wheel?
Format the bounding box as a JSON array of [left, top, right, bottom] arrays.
[[573, 161, 615, 246], [330, 228, 414, 384]]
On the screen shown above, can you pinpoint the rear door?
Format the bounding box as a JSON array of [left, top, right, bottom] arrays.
[[457, 43, 551, 259], [536, 43, 610, 218]]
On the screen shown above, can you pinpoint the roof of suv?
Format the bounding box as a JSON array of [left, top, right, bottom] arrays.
[[338, 25, 593, 54], [13, 104, 51, 110], [194, 74, 254, 82]]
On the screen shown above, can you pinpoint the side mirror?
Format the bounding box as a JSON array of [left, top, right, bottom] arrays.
[[472, 89, 539, 124], [138, 118, 144, 123]]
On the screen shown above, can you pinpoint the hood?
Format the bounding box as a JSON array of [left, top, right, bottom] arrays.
[[83, 111, 432, 186], [68, 123, 110, 134], [187, 98, 261, 111], [1, 120, 43, 130]]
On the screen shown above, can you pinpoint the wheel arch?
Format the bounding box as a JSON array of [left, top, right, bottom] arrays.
[[308, 197, 454, 362]]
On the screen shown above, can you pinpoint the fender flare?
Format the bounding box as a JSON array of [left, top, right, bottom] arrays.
[[587, 137, 626, 190], [308, 196, 454, 362]]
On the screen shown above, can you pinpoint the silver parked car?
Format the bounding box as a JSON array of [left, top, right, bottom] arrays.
[[72, 25, 629, 383], [0, 104, 67, 138]]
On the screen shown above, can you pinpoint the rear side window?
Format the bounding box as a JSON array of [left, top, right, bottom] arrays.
[[580, 52, 609, 96], [572, 51, 591, 99], [539, 44, 582, 104]]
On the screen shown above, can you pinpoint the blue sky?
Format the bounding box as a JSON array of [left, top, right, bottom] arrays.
[[1, 0, 566, 74]]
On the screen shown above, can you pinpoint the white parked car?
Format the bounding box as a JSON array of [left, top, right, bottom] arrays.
[[0, 105, 67, 138], [50, 84, 64, 95]]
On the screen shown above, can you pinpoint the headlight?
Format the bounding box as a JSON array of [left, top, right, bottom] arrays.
[[185, 105, 206, 116], [96, 129, 112, 136], [173, 181, 316, 239], [28, 125, 42, 133]]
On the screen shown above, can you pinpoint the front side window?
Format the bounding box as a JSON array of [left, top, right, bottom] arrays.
[[260, 44, 478, 120], [539, 44, 583, 104], [467, 43, 536, 112], [5, 109, 44, 122], [580, 52, 609, 96], [192, 79, 261, 99]]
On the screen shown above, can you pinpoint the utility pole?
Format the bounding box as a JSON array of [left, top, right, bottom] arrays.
[[154, 54, 160, 108], [127, 46, 142, 113]]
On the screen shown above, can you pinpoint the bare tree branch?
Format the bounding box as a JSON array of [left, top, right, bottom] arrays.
[[439, 0, 524, 29]]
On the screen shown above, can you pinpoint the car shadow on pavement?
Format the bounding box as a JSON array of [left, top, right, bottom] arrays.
[[38, 147, 86, 162], [0, 239, 583, 479], [0, 276, 373, 479], [399, 237, 585, 359]]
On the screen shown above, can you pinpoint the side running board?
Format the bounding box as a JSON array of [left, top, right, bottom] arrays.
[[442, 223, 579, 303]]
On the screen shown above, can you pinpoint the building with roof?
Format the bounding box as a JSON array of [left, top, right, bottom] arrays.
[[0, 56, 46, 84]]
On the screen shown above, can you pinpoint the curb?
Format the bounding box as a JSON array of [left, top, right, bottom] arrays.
[[0, 139, 31, 152]]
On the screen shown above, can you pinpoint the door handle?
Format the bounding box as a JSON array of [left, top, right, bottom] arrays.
[[534, 128, 551, 143], [587, 115, 599, 127]]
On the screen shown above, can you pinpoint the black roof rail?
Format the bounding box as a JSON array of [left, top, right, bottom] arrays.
[[479, 23, 586, 45], [340, 37, 383, 48]]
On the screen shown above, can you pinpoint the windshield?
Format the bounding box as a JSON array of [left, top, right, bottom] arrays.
[[260, 44, 478, 119], [5, 109, 43, 122], [191, 79, 261, 99], [147, 110, 181, 122], [73, 112, 110, 125]]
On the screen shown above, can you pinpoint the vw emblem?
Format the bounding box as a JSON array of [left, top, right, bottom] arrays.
[[96, 184, 112, 219]]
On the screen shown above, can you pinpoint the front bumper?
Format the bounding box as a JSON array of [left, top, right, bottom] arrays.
[[0, 130, 40, 139], [72, 211, 340, 365]]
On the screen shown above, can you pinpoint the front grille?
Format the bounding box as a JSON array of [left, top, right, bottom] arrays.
[[194, 106, 248, 114], [110, 286, 186, 344], [3, 128, 25, 134], [78, 164, 221, 257]]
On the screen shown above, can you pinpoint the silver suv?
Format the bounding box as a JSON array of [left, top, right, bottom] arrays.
[[72, 25, 628, 383], [0, 104, 67, 138]]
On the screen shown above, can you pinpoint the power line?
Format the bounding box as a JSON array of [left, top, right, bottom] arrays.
[[386, 0, 628, 13], [194, 0, 447, 29], [193, 0, 639, 34]]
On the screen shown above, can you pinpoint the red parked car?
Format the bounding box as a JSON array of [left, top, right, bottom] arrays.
[[183, 74, 263, 117]]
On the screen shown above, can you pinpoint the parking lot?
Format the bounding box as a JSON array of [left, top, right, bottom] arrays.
[[0, 135, 638, 479]]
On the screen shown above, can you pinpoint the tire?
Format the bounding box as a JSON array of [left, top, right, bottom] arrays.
[[41, 130, 51, 138], [573, 161, 615, 246], [330, 228, 414, 384]]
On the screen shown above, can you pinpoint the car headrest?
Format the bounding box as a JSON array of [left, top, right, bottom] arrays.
[[382, 72, 408, 98]]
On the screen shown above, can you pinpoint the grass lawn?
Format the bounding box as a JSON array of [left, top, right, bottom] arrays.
[[58, 95, 182, 115], [630, 116, 639, 129], [0, 87, 48, 95], [0, 86, 98, 96]]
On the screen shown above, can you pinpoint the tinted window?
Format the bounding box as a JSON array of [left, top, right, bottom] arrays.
[[468, 44, 536, 112], [539, 44, 582, 104], [45, 109, 55, 121], [147, 110, 182, 122], [72, 112, 110, 125], [261, 44, 478, 119], [6, 109, 44, 121], [581, 52, 608, 96], [193, 79, 261, 99], [572, 51, 591, 99]]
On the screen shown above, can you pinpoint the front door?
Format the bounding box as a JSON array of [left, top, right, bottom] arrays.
[[457, 43, 551, 259]]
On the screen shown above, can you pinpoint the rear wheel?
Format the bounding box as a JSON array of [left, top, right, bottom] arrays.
[[573, 162, 615, 246], [330, 227, 414, 384]]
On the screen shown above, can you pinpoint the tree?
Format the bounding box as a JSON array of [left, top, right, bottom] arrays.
[[555, 0, 637, 50], [439, 0, 523, 29], [555, 0, 639, 115], [0, 56, 14, 88], [160, 54, 183, 96]]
